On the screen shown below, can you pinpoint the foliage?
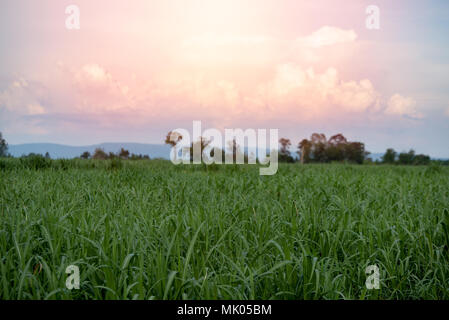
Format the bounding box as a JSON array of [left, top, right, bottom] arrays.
[[1, 162, 449, 299], [382, 148, 397, 164], [80, 151, 91, 159], [382, 148, 431, 165], [129, 153, 150, 160], [108, 157, 123, 170], [165, 131, 183, 147], [18, 153, 52, 170], [398, 149, 416, 165], [118, 148, 130, 159], [0, 132, 8, 157], [279, 138, 295, 163], [92, 148, 108, 160], [297, 133, 366, 164]]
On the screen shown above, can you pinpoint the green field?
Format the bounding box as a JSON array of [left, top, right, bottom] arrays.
[[1, 159, 449, 299]]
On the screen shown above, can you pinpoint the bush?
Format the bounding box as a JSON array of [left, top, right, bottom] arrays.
[[54, 159, 71, 170], [19, 154, 52, 170], [0, 158, 7, 170], [425, 163, 442, 175], [108, 158, 123, 170]]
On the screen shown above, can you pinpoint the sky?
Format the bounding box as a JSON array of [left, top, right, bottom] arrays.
[[0, 0, 448, 157]]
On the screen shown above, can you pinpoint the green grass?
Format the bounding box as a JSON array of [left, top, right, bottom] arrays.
[[1, 159, 448, 299]]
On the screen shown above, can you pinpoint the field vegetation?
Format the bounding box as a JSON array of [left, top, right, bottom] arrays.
[[1, 158, 448, 299]]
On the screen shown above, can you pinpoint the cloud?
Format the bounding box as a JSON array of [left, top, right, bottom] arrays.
[[256, 64, 380, 119], [385, 94, 423, 119], [73, 63, 133, 112], [297, 26, 357, 48], [0, 80, 48, 115], [1, 30, 424, 140], [78, 64, 112, 83], [445, 106, 449, 117], [0, 79, 50, 135], [26, 103, 46, 115], [0, 59, 399, 135]]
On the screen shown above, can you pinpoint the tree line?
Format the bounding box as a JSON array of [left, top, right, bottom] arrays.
[[165, 130, 444, 166], [164, 131, 367, 164], [280, 133, 367, 164], [80, 148, 150, 160], [380, 148, 432, 165], [1, 130, 447, 166], [280, 134, 440, 165]]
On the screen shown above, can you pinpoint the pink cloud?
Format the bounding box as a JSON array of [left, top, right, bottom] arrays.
[[0, 25, 429, 137], [296, 26, 357, 48], [254, 64, 380, 119], [385, 94, 423, 119]]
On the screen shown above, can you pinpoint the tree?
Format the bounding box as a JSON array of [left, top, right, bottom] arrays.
[[0, 132, 8, 157], [279, 138, 294, 163], [398, 149, 415, 165], [210, 147, 225, 162], [130, 153, 150, 160], [310, 133, 328, 162], [165, 131, 183, 147], [165, 131, 183, 162], [119, 148, 130, 159], [298, 139, 312, 164], [326, 134, 348, 162], [345, 142, 365, 164], [227, 138, 249, 163], [413, 154, 430, 165], [297, 133, 368, 164], [382, 148, 397, 164], [279, 138, 291, 155], [189, 137, 211, 162], [328, 134, 348, 146], [45, 152, 51, 159], [93, 148, 108, 160], [80, 151, 91, 159]]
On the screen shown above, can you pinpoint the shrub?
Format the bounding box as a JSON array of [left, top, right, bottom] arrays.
[[19, 154, 52, 170], [54, 159, 71, 170], [108, 158, 123, 170]]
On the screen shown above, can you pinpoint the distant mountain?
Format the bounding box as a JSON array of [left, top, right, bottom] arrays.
[[8, 143, 171, 159]]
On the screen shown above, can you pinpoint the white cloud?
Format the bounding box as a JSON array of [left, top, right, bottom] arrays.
[[0, 80, 47, 115], [77, 63, 112, 84], [297, 26, 357, 48], [1, 57, 422, 136], [0, 79, 49, 135], [445, 106, 449, 117], [385, 94, 423, 119], [258, 63, 380, 117], [72, 63, 133, 112], [26, 104, 46, 115]]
